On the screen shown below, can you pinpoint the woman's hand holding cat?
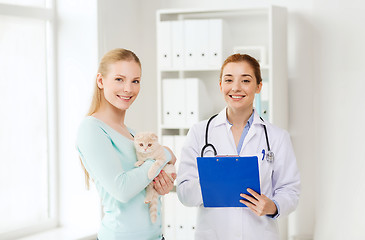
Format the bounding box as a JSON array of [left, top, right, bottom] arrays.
[[153, 170, 177, 195], [163, 146, 176, 165]]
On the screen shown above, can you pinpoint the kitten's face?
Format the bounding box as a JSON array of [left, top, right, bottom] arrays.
[[134, 132, 159, 154]]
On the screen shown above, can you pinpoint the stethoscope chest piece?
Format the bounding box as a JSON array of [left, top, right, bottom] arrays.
[[266, 151, 275, 163], [260, 116, 274, 163]]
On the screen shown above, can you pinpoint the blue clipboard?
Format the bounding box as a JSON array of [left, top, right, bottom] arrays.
[[197, 156, 261, 207]]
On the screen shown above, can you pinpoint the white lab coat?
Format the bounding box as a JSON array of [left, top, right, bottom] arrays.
[[176, 108, 300, 240]]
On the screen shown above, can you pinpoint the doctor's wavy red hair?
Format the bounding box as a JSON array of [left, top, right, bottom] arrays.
[[219, 54, 262, 85]]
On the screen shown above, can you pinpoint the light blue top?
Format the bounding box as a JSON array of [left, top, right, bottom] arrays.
[[226, 111, 255, 155], [76, 116, 171, 240]]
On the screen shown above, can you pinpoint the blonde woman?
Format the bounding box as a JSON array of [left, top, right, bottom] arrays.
[[76, 48, 176, 240]]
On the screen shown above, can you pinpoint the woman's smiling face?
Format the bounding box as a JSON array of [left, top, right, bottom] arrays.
[[97, 60, 141, 111], [220, 61, 262, 112]]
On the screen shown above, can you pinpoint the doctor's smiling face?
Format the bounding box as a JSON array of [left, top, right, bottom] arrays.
[[220, 58, 262, 112]]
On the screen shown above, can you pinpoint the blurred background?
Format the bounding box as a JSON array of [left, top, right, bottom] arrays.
[[0, 0, 364, 240]]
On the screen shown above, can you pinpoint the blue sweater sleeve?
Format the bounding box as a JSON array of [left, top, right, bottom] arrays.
[[76, 119, 171, 203]]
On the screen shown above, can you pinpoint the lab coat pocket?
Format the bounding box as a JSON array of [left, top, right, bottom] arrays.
[[195, 229, 218, 240]]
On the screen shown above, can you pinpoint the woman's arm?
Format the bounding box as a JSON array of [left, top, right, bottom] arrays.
[[76, 120, 171, 203], [163, 146, 176, 165]]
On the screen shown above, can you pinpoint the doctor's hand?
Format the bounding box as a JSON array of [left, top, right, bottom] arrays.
[[153, 170, 177, 195], [240, 188, 278, 217], [163, 146, 176, 165]]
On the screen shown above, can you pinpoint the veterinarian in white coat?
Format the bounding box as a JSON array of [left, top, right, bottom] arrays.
[[176, 54, 300, 240]]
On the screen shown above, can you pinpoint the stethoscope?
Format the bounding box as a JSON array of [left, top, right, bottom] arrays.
[[200, 114, 275, 163]]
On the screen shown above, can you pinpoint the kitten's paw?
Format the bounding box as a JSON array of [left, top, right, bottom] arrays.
[[145, 196, 152, 203]]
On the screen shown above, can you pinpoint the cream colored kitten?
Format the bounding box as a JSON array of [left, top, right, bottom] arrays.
[[134, 132, 176, 223]]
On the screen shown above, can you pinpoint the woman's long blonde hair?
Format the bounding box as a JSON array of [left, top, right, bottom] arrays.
[[80, 48, 141, 189]]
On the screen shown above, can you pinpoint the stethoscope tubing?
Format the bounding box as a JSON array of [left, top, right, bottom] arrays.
[[201, 114, 218, 157], [201, 114, 274, 163], [260, 117, 271, 152]]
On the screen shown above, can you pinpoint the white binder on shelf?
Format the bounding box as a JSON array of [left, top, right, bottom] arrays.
[[185, 78, 199, 125], [158, 21, 172, 69], [208, 19, 223, 68], [185, 78, 212, 126], [183, 20, 198, 69], [181, 19, 228, 70], [163, 193, 177, 239], [162, 78, 186, 126], [171, 21, 184, 69], [175, 197, 189, 240], [194, 20, 209, 69], [162, 78, 175, 125], [233, 46, 266, 65]]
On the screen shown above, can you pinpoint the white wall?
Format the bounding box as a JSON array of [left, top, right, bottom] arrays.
[[97, 0, 365, 239], [312, 1, 365, 239]]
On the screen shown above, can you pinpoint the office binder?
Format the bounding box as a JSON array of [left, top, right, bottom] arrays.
[[195, 20, 209, 68], [158, 21, 172, 69], [185, 78, 200, 125], [185, 78, 212, 126], [162, 78, 174, 125], [175, 197, 188, 240], [171, 21, 184, 69], [163, 193, 177, 239], [197, 156, 261, 207], [162, 79, 186, 126], [208, 19, 223, 68], [183, 20, 197, 68]]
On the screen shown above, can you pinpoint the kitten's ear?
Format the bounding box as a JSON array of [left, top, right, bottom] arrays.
[[150, 133, 158, 141], [134, 133, 142, 141]]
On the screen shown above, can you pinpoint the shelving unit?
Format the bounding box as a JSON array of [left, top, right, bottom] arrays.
[[156, 5, 288, 240]]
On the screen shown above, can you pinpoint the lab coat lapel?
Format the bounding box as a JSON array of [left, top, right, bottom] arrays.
[[241, 125, 257, 153], [211, 108, 236, 155], [240, 111, 264, 155], [214, 124, 237, 155]]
